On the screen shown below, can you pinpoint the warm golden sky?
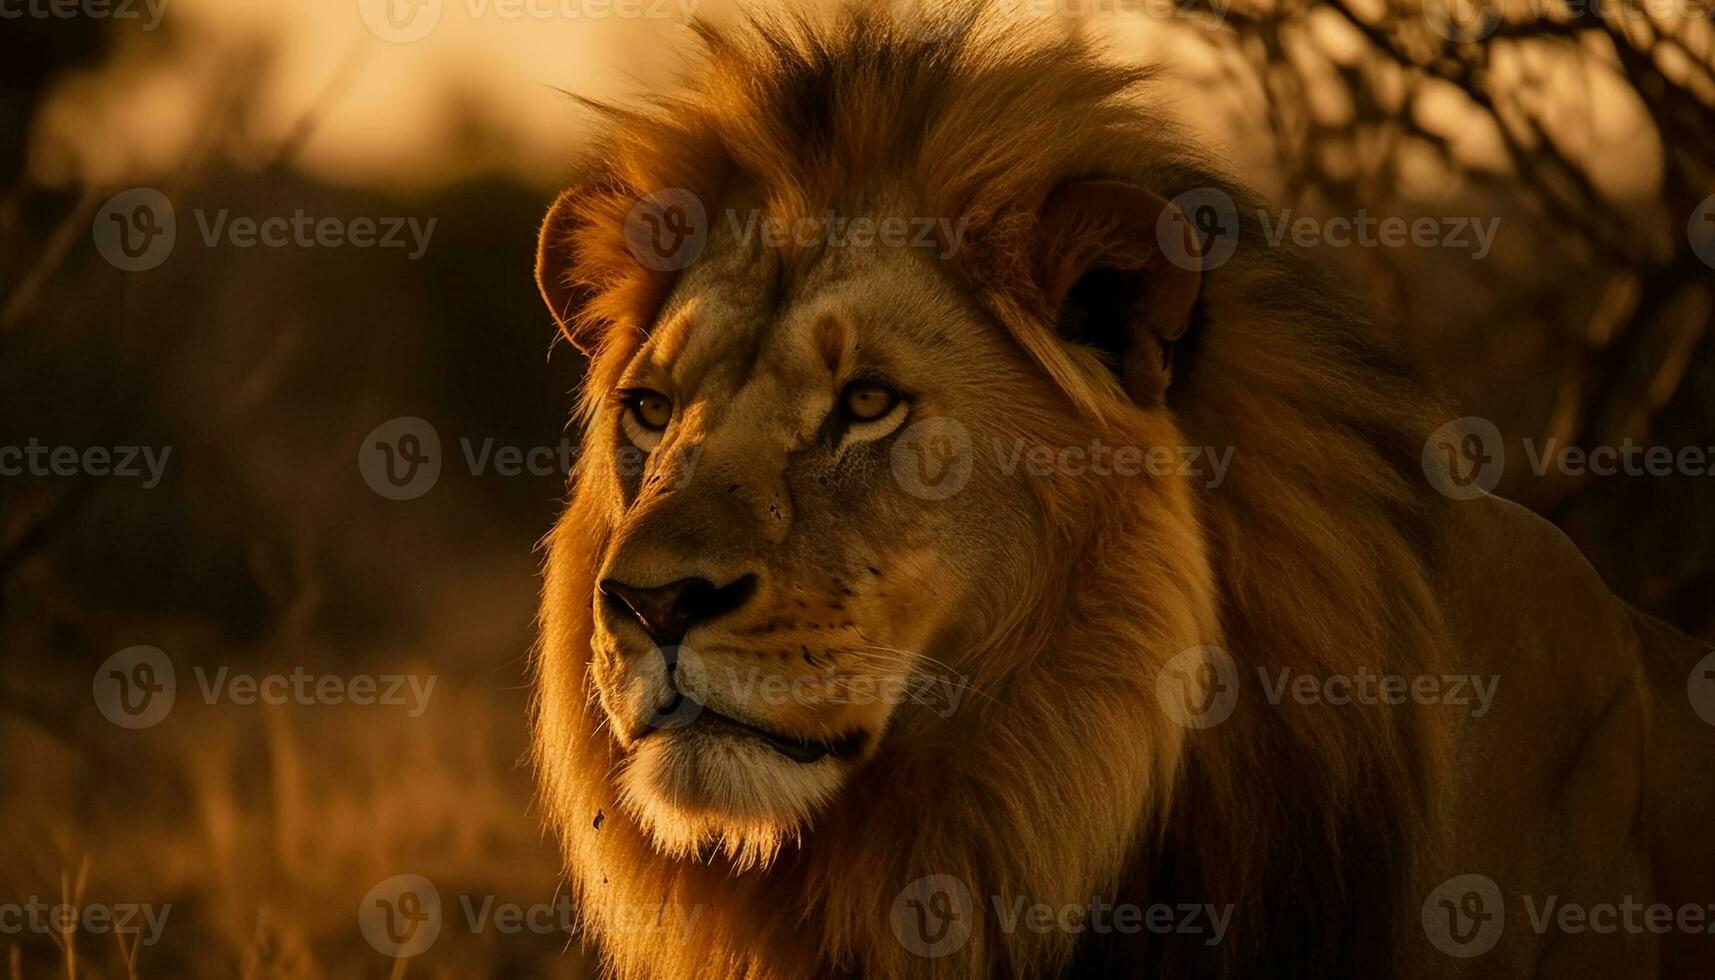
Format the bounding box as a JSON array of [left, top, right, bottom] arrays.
[[29, 0, 1665, 199]]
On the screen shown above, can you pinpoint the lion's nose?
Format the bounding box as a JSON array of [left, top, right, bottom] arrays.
[[599, 574, 758, 647]]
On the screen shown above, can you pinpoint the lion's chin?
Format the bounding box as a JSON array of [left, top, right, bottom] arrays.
[[615, 722, 854, 870]]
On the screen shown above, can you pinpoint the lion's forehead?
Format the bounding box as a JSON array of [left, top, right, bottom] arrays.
[[645, 273, 905, 428], [654, 314, 821, 448], [663, 244, 976, 384]]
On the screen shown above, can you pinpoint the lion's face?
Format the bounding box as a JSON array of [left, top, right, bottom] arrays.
[[569, 231, 1056, 861]]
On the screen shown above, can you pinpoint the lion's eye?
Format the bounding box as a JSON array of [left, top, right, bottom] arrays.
[[619, 389, 672, 452], [628, 391, 672, 431], [842, 381, 898, 421]]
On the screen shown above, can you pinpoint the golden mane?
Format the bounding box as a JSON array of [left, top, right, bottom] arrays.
[[532, 8, 1455, 978]]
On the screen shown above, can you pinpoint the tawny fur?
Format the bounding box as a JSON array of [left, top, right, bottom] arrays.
[[532, 9, 1461, 979]]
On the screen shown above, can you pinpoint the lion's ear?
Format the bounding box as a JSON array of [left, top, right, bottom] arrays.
[[536, 187, 602, 354], [1035, 179, 1203, 406]]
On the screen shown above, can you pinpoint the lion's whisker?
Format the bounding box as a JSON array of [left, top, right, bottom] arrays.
[[835, 644, 1010, 713]]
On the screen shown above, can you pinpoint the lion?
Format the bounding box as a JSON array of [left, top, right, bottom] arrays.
[[529, 10, 1715, 979]]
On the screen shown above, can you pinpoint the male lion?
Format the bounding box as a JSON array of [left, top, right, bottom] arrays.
[[529, 11, 1715, 980]]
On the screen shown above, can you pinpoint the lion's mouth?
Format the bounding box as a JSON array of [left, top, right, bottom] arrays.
[[653, 692, 866, 765]]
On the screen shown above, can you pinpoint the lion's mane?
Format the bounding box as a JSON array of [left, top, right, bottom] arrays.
[[532, 9, 1455, 979]]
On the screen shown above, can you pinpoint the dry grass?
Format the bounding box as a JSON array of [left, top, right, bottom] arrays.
[[1, 635, 587, 979]]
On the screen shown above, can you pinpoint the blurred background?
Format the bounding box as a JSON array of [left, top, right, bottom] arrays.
[[1, 0, 1711, 976]]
